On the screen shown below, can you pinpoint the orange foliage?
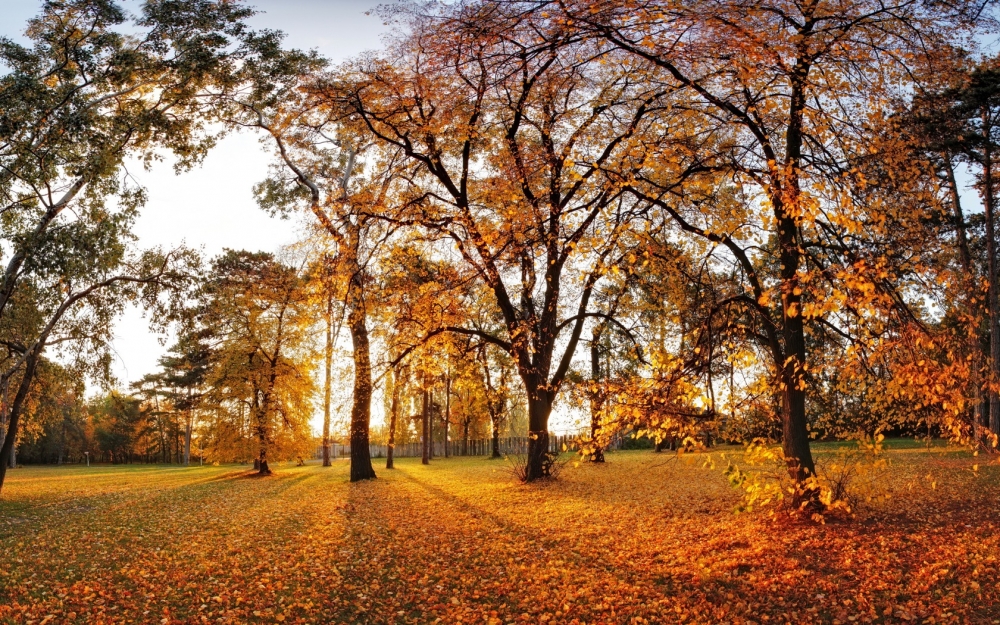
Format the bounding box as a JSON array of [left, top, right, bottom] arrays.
[[1, 449, 998, 624]]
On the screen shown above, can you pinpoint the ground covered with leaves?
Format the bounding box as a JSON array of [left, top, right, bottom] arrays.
[[2, 444, 999, 624]]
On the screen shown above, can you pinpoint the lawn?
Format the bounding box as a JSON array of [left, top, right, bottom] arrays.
[[1, 444, 999, 625]]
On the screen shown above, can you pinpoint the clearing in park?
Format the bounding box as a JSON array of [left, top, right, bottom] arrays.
[[1, 445, 998, 625]]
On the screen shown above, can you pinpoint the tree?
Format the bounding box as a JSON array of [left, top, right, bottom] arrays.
[[198, 250, 316, 474], [154, 327, 213, 465], [909, 59, 1000, 443], [384, 363, 405, 469], [340, 4, 665, 480], [216, 37, 412, 482], [9, 359, 86, 465], [544, 0, 981, 502], [91, 392, 144, 464], [303, 252, 345, 468], [0, 249, 194, 491], [479, 344, 513, 459], [0, 0, 253, 494], [133, 372, 178, 463]]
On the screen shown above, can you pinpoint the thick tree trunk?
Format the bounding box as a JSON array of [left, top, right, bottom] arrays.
[[525, 382, 552, 481], [463, 419, 470, 456], [776, 220, 817, 491], [322, 293, 334, 467], [348, 295, 376, 481], [773, 71, 818, 506], [0, 349, 41, 493], [255, 406, 270, 475]]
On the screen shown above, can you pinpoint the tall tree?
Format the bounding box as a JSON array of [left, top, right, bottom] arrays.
[[199, 250, 316, 474], [155, 328, 213, 466], [306, 252, 344, 468], [217, 39, 410, 481], [340, 4, 665, 480], [0, 0, 253, 493], [546, 0, 981, 502], [909, 60, 1000, 442]]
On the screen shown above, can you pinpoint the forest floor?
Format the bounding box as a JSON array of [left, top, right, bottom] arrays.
[[1, 443, 999, 625]]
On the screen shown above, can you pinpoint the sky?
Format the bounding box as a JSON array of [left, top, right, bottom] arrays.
[[0, 0, 394, 393]]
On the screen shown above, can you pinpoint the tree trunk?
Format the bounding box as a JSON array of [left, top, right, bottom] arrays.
[[386, 367, 399, 470], [58, 415, 68, 465], [491, 419, 501, 459], [444, 372, 451, 458], [322, 292, 334, 467], [421, 385, 430, 465], [256, 421, 270, 474], [346, 239, 376, 482], [983, 112, 1000, 438], [184, 410, 193, 467], [463, 419, 470, 456], [589, 337, 605, 463], [945, 152, 989, 439], [253, 386, 271, 475], [777, 221, 817, 491], [429, 388, 436, 460], [348, 308, 376, 481], [482, 350, 505, 460], [0, 349, 42, 492], [525, 380, 552, 481], [945, 153, 974, 272], [773, 70, 818, 507]]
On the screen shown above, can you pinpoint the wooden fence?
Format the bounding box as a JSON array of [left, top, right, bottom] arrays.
[[316, 434, 608, 460]]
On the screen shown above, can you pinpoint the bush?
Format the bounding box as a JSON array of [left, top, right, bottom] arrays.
[[506, 450, 565, 482], [719, 436, 889, 521]]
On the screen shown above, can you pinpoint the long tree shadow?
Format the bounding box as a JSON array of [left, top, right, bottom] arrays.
[[321, 461, 758, 624]]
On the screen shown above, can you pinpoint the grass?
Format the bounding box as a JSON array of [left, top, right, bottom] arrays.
[[1, 443, 999, 624]]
